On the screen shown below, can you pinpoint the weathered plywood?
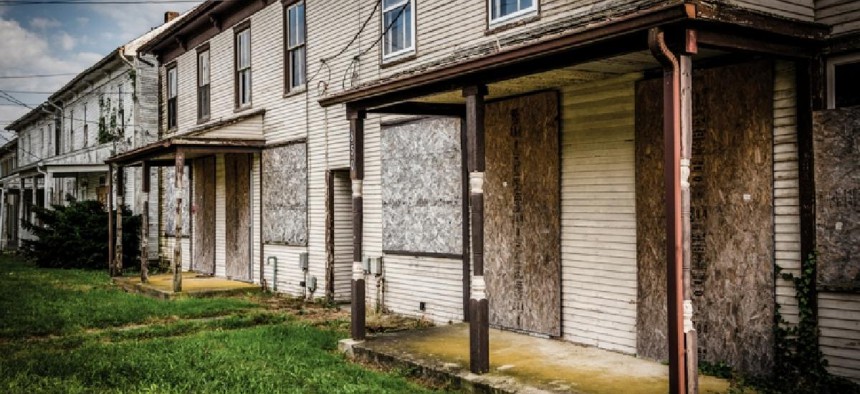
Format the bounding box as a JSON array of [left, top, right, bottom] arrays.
[[163, 166, 190, 237], [381, 117, 463, 255], [192, 156, 216, 274], [813, 106, 860, 291], [485, 91, 561, 337], [225, 154, 251, 281], [636, 61, 775, 375], [262, 143, 307, 245]]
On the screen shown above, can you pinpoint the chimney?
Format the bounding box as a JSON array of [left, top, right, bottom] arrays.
[[164, 11, 180, 23]]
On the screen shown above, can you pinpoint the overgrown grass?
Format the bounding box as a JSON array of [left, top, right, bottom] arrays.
[[0, 256, 442, 393]]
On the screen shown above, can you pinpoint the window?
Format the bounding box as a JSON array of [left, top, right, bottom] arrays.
[[489, 0, 536, 25], [382, 0, 414, 60], [167, 65, 178, 129], [285, 1, 306, 91], [197, 48, 210, 120], [69, 109, 74, 152], [118, 84, 125, 136], [235, 26, 252, 107], [827, 54, 860, 109], [82, 104, 88, 147]]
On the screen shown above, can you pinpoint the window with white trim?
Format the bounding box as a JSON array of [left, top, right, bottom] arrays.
[[489, 0, 536, 25], [198, 49, 210, 120], [827, 53, 860, 109], [382, 0, 414, 60], [286, 1, 306, 91], [235, 27, 252, 107], [167, 65, 178, 129]]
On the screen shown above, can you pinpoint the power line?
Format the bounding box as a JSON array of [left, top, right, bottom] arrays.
[[0, 73, 78, 79]]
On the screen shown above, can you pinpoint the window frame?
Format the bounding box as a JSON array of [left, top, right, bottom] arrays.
[[487, 0, 538, 27], [381, 0, 416, 62], [234, 23, 252, 109], [826, 52, 860, 109], [285, 0, 307, 93], [197, 44, 211, 122], [166, 64, 178, 130], [68, 109, 74, 153]]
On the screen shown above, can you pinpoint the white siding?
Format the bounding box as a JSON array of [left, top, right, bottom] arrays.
[[560, 74, 640, 354], [251, 153, 261, 283], [724, 0, 815, 20], [262, 244, 309, 296], [820, 292, 860, 382], [214, 154, 226, 278], [382, 255, 463, 324], [816, 0, 860, 36], [332, 171, 353, 302]]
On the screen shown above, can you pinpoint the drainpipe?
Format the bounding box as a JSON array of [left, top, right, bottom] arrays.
[[648, 27, 697, 394]]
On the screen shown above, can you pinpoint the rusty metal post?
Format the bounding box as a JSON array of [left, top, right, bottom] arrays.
[[349, 108, 366, 341], [107, 165, 114, 275], [173, 151, 185, 293], [464, 84, 489, 374], [649, 27, 689, 394], [115, 166, 124, 277], [141, 162, 150, 283]]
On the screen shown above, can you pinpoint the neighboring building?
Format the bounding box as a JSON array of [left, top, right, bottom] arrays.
[[0, 139, 19, 250], [108, 0, 860, 387]]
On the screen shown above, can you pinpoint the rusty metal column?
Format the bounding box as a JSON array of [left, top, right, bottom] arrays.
[[115, 166, 124, 277], [349, 108, 366, 341], [141, 162, 150, 283], [173, 151, 185, 293], [107, 165, 114, 274], [649, 27, 696, 394], [464, 84, 489, 374]]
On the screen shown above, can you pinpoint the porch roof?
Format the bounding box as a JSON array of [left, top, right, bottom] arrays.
[[106, 136, 264, 167], [318, 3, 828, 110]]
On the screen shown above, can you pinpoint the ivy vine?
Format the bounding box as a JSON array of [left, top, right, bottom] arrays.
[[98, 95, 120, 144]]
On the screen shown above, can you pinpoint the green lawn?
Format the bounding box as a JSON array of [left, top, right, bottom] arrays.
[[0, 256, 441, 393]]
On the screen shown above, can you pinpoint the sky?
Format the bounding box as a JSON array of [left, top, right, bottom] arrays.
[[0, 0, 202, 142]]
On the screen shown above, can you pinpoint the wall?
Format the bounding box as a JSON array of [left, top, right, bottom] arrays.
[[816, 0, 860, 36], [720, 0, 815, 21]]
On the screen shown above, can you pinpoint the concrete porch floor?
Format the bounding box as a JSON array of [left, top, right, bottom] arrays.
[[113, 272, 260, 299], [341, 323, 731, 394]]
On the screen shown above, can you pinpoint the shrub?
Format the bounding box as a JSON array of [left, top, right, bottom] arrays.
[[21, 196, 141, 270]]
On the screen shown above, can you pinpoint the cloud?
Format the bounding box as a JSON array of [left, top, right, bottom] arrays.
[[76, 17, 89, 26], [90, 2, 199, 45], [55, 31, 77, 51], [29, 17, 61, 30]]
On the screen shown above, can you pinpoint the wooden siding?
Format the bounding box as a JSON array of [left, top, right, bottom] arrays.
[[382, 254, 464, 324], [332, 171, 352, 302], [820, 292, 860, 382], [262, 244, 309, 295], [723, 0, 815, 20], [816, 0, 860, 36], [214, 154, 226, 277], [560, 73, 640, 354]]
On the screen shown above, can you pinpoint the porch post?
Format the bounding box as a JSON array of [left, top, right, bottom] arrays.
[[43, 171, 53, 208], [107, 165, 114, 274], [649, 27, 697, 394], [464, 84, 489, 374], [348, 108, 366, 341], [174, 150, 185, 292], [141, 162, 150, 283], [114, 166, 124, 276]]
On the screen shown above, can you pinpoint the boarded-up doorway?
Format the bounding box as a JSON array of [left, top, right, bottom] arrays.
[[485, 91, 561, 337], [225, 154, 252, 281], [329, 170, 353, 302], [192, 156, 216, 275]]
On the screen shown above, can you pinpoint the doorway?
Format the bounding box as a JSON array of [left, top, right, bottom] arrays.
[[192, 156, 216, 275], [225, 154, 252, 281]]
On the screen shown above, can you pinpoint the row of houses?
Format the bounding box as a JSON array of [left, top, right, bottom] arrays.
[[3, 0, 859, 390]]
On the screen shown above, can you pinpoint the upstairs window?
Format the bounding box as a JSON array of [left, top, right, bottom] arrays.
[[382, 0, 414, 60], [489, 0, 537, 25], [82, 104, 88, 147], [197, 48, 211, 120], [286, 1, 306, 91], [235, 26, 252, 107], [167, 65, 178, 130], [69, 109, 74, 152]]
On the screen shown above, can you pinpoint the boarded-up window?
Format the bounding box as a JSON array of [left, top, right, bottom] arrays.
[[164, 166, 190, 237], [381, 117, 462, 255], [262, 143, 307, 245]]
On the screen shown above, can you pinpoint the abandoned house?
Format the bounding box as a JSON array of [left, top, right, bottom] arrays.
[[96, 0, 859, 390]]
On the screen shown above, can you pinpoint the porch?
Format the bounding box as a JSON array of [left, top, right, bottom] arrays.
[[113, 271, 260, 300], [341, 323, 730, 394]]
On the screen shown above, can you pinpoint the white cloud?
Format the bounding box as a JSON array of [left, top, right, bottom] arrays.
[[55, 31, 77, 51], [90, 3, 199, 45], [29, 17, 61, 30], [76, 17, 89, 26]]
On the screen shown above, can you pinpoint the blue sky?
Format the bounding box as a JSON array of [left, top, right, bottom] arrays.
[[0, 1, 201, 141]]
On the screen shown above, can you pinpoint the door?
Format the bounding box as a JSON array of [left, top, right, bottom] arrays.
[[192, 156, 216, 274], [484, 91, 561, 337], [329, 170, 353, 302], [225, 154, 251, 281]]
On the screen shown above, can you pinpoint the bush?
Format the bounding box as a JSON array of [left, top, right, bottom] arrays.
[[21, 196, 141, 270]]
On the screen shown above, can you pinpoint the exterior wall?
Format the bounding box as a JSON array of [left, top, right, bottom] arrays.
[[214, 154, 226, 277], [820, 292, 860, 382], [382, 255, 463, 323], [560, 74, 640, 354], [722, 0, 815, 21], [816, 0, 860, 36]]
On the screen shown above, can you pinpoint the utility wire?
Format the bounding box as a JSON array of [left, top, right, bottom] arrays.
[[342, 1, 409, 89], [0, 73, 78, 79]]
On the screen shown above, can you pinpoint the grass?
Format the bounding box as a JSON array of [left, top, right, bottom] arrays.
[[0, 256, 442, 393]]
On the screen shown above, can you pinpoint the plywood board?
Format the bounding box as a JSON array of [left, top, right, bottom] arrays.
[[813, 106, 860, 291], [262, 143, 307, 245], [381, 117, 463, 255], [225, 154, 251, 281], [635, 60, 775, 375], [192, 156, 216, 274], [485, 91, 561, 337]]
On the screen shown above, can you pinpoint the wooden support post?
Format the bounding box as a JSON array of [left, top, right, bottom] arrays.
[[679, 49, 698, 394], [464, 84, 489, 374], [43, 171, 53, 208], [115, 166, 124, 277], [349, 108, 366, 341], [649, 27, 688, 394], [107, 165, 115, 274], [141, 162, 150, 283], [796, 58, 820, 318], [173, 151, 185, 293]]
